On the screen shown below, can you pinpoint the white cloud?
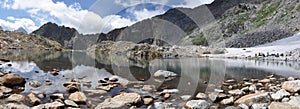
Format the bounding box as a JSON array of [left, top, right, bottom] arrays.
[[173, 0, 214, 8], [132, 8, 166, 21], [0, 16, 38, 32], [0, 0, 215, 34], [114, 0, 168, 7]]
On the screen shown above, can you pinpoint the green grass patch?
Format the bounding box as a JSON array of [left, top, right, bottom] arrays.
[[297, 5, 300, 12], [191, 34, 208, 46], [254, 2, 280, 27], [285, 5, 295, 11]]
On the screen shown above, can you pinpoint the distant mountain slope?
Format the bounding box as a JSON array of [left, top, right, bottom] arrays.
[[0, 26, 2, 30], [15, 27, 28, 34], [0, 30, 62, 50], [33, 0, 300, 49]]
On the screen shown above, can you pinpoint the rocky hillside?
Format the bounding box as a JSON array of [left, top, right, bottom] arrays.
[[186, 0, 300, 47], [33, 0, 300, 49], [0, 30, 62, 50]]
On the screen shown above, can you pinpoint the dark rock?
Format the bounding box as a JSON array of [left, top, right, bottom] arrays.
[[2, 74, 26, 87]]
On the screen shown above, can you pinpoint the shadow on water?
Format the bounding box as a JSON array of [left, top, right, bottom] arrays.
[[1, 50, 300, 96]]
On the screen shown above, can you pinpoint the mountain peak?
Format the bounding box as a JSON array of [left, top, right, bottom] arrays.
[[15, 27, 28, 34]]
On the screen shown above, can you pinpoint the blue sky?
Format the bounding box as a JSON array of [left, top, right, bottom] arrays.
[[0, 0, 214, 34]]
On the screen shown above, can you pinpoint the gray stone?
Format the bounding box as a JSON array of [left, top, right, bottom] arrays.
[[270, 89, 290, 100], [185, 100, 210, 109], [282, 80, 300, 93], [153, 70, 177, 78], [64, 100, 78, 107], [221, 96, 234, 105], [228, 89, 245, 96], [154, 102, 173, 109], [29, 80, 42, 88], [161, 89, 179, 94], [32, 101, 65, 109], [142, 85, 156, 92], [181, 95, 191, 101], [96, 93, 141, 109], [196, 92, 208, 99], [269, 102, 298, 109], [288, 96, 300, 108], [4, 103, 30, 109], [238, 103, 249, 109], [251, 103, 268, 109]]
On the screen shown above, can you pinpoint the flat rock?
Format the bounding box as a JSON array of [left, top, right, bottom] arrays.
[[96, 93, 141, 109], [7, 94, 25, 103], [2, 74, 26, 87], [4, 103, 30, 109], [64, 100, 78, 107], [69, 92, 87, 104], [196, 92, 207, 99], [143, 97, 154, 105], [282, 80, 300, 93], [221, 97, 234, 105], [153, 70, 177, 78], [142, 85, 156, 92], [270, 89, 290, 100], [32, 101, 65, 109], [0, 86, 12, 93], [235, 92, 270, 106], [161, 89, 179, 94], [185, 100, 210, 109], [228, 89, 245, 96], [181, 95, 191, 101], [154, 102, 173, 109], [269, 102, 298, 109], [288, 96, 300, 108], [50, 93, 64, 100]]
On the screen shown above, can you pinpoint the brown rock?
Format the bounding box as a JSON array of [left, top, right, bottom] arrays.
[[143, 97, 154, 105], [235, 92, 270, 106], [2, 74, 26, 87], [69, 92, 87, 104], [27, 93, 42, 106], [7, 94, 25, 103]]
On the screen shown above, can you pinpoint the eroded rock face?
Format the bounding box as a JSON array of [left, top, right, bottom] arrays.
[[282, 80, 300, 93], [235, 92, 270, 106], [2, 74, 26, 87], [185, 100, 210, 109], [96, 93, 141, 109]]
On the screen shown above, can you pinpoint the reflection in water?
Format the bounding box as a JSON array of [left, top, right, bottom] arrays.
[[1, 50, 300, 95]]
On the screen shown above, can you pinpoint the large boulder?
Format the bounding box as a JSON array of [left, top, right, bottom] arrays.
[[282, 80, 300, 93], [235, 92, 271, 106], [268, 102, 298, 109], [288, 96, 300, 108], [68, 91, 87, 104], [96, 93, 141, 109], [185, 100, 210, 109], [2, 74, 26, 87], [32, 101, 65, 109], [270, 89, 291, 100]]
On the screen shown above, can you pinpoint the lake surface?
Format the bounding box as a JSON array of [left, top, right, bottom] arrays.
[[0, 50, 300, 96]]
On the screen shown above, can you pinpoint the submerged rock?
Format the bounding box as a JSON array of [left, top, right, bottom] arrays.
[[29, 80, 42, 88]]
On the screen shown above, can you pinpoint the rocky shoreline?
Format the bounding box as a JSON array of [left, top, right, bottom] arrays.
[[1, 59, 300, 109]]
